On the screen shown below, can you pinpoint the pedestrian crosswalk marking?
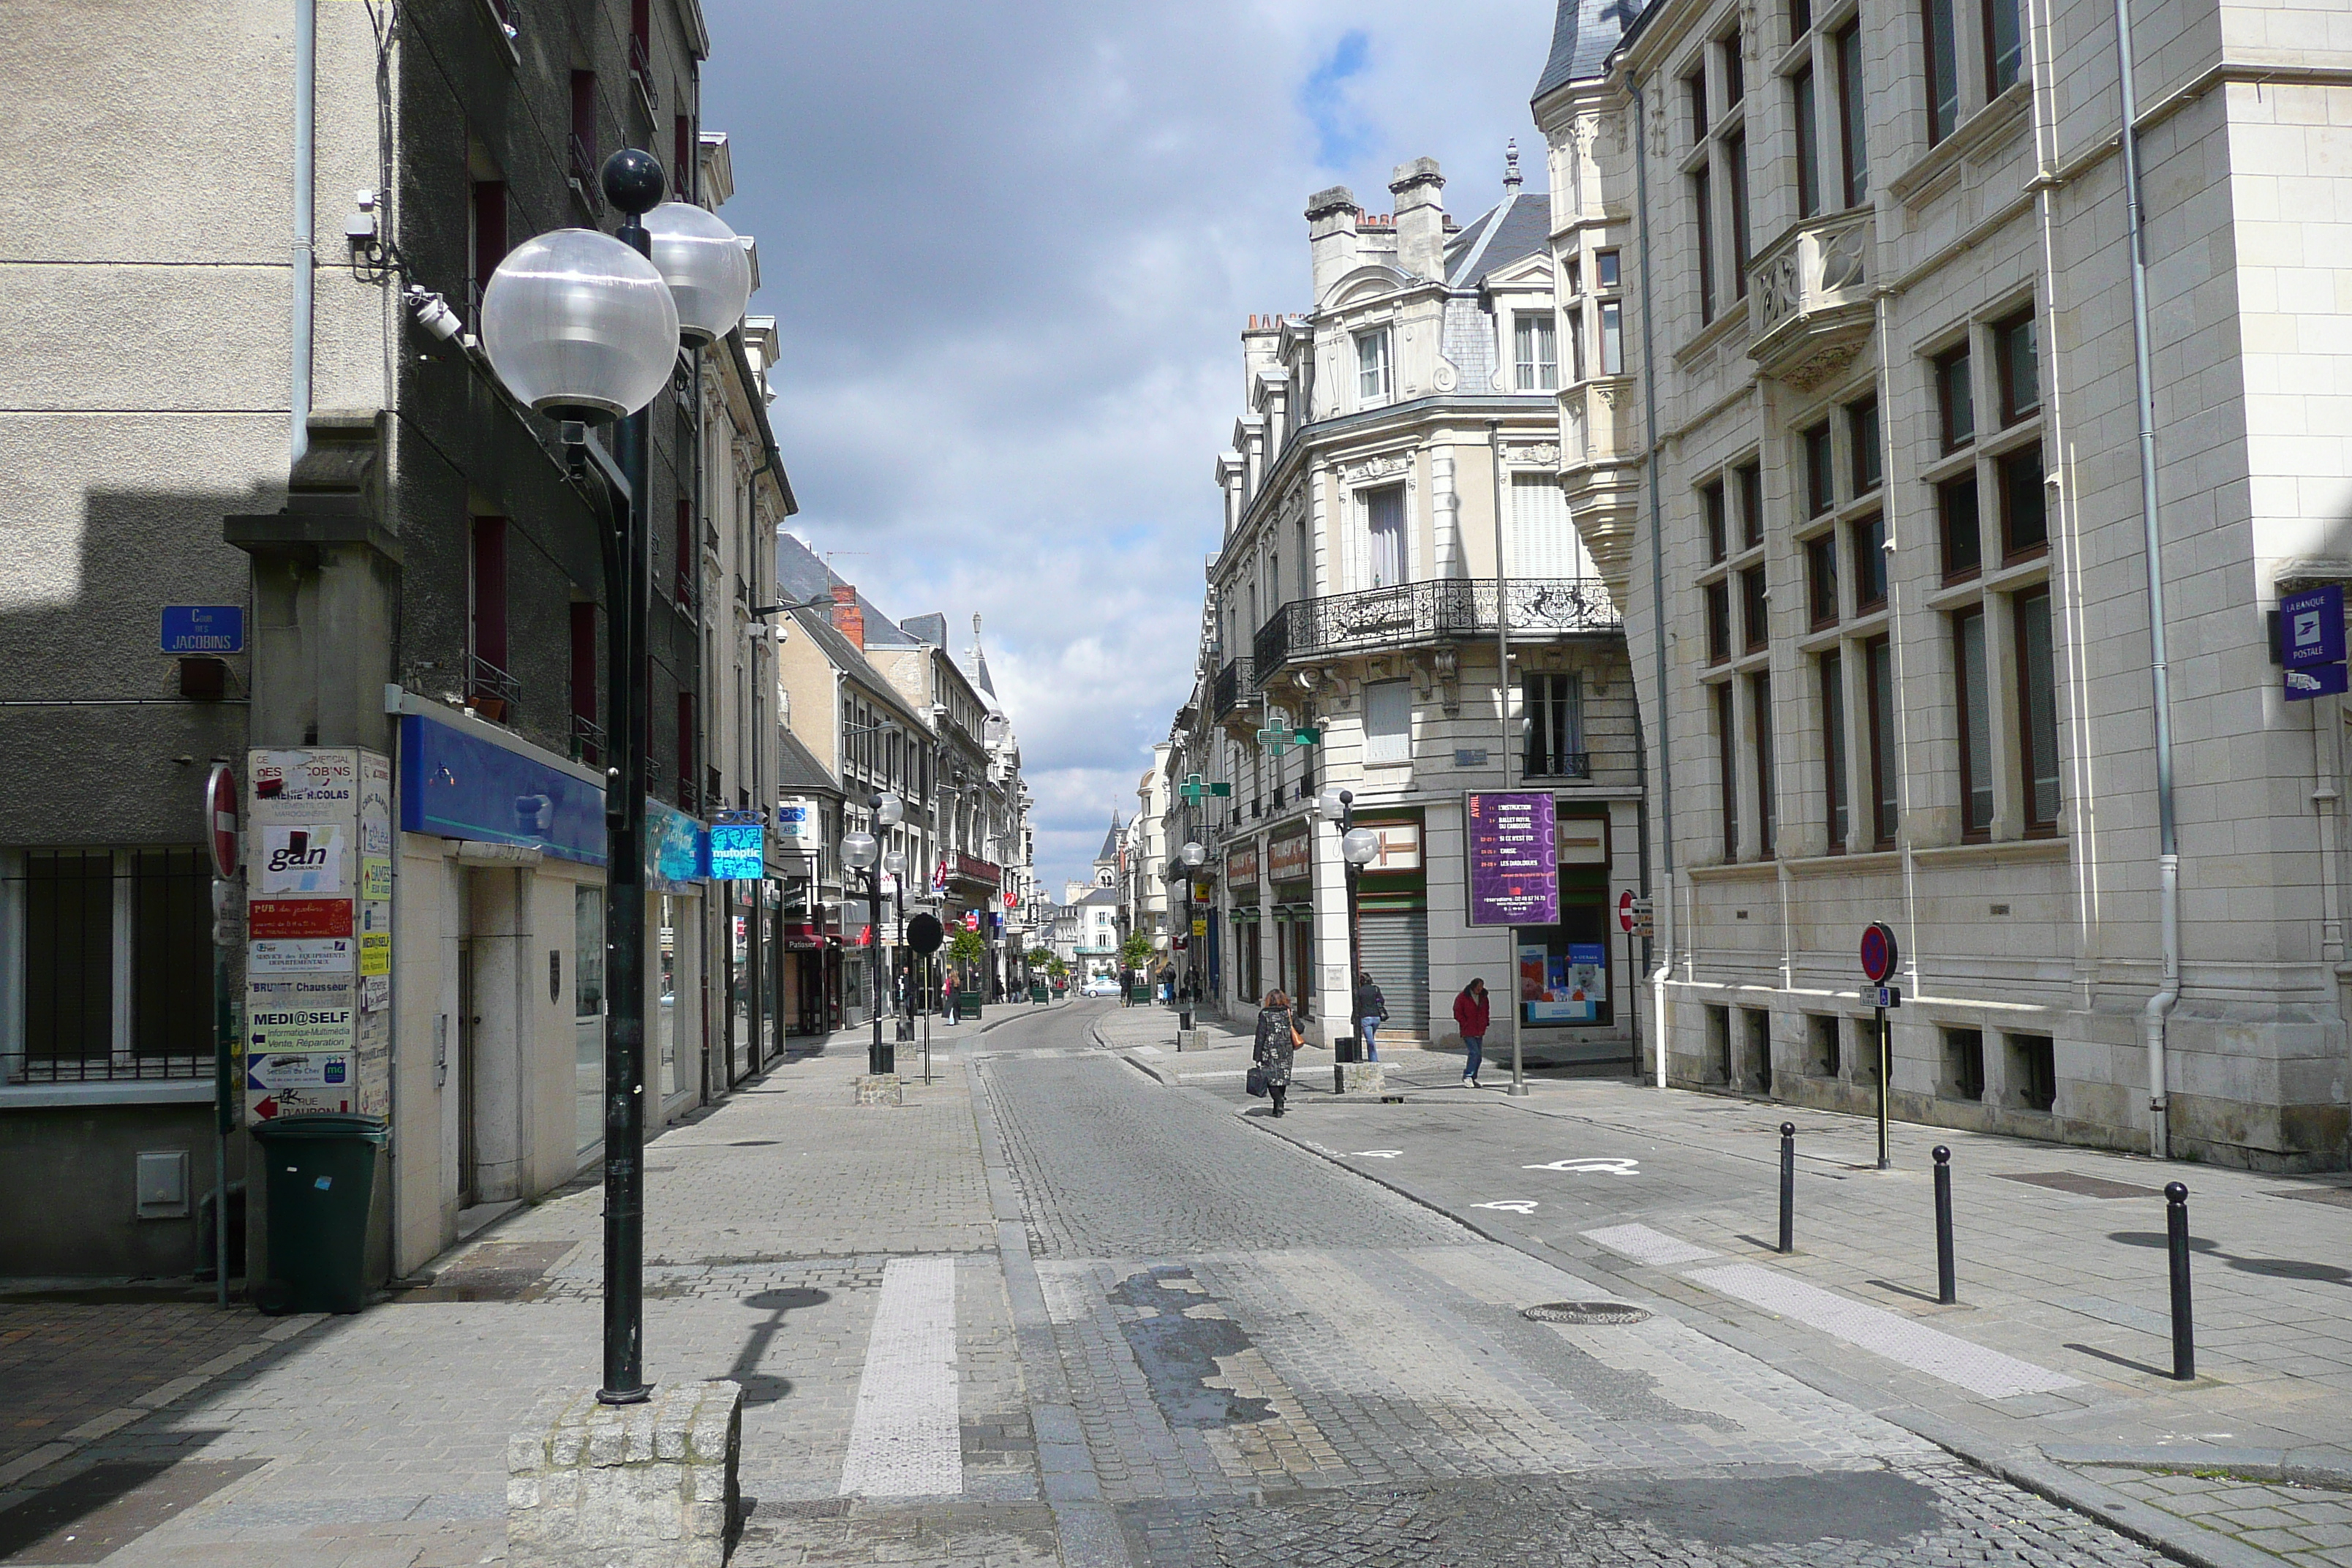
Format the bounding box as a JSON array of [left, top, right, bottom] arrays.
[[839, 1256, 961, 1498], [1581, 1224, 1718, 1266], [1688, 1263, 2081, 1400]]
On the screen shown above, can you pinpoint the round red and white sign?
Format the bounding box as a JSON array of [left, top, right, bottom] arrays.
[[1618, 890, 1636, 933], [205, 763, 238, 881], [1860, 921, 1899, 984]]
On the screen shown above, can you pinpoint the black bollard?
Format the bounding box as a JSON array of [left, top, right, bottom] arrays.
[[1779, 1123, 1795, 1254], [1933, 1146, 1956, 1304], [2166, 1181, 2195, 1380]]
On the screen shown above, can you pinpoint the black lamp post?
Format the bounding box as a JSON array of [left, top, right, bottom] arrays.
[[1315, 787, 1382, 1058], [480, 146, 753, 1406]]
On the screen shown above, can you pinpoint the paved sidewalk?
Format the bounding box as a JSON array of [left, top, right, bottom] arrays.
[[1161, 1061, 2352, 1565], [0, 1032, 1048, 1567]]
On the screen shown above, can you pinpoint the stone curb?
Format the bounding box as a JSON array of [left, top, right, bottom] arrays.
[[2038, 1443, 2352, 1490], [1221, 1101, 2300, 1568]]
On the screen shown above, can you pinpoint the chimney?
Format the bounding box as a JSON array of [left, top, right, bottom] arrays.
[[829, 584, 864, 651], [1388, 157, 1447, 282], [1305, 185, 1360, 304]]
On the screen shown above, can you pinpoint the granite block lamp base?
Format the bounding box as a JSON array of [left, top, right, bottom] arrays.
[[1333, 1061, 1387, 1097], [508, 1379, 743, 1567], [853, 1074, 903, 1106]]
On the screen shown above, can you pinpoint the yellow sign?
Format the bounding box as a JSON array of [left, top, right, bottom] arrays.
[[1191, 919, 1207, 936], [358, 930, 391, 976], [361, 856, 392, 900]]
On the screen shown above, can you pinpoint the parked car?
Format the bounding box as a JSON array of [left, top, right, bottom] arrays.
[[1080, 975, 1120, 998]]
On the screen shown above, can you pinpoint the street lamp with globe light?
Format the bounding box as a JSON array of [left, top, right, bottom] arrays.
[[1178, 840, 1205, 1028], [883, 848, 912, 1042], [478, 147, 751, 1407], [1311, 787, 1383, 1062]]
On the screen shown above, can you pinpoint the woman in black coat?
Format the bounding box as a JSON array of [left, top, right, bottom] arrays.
[[1253, 988, 1308, 1117]]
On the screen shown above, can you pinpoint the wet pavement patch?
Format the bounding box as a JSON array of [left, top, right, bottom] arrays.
[[0, 1459, 264, 1564], [1576, 1467, 1941, 1547], [1107, 1265, 1274, 1429], [1996, 1172, 2164, 1199]]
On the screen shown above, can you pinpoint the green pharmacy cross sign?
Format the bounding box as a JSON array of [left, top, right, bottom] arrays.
[[1177, 774, 1232, 802], [1254, 728, 1321, 753]]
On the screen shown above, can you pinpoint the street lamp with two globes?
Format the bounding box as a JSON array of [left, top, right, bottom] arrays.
[[477, 148, 753, 1406]]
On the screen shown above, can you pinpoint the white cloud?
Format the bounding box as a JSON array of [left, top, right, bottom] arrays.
[[706, 0, 1558, 890]]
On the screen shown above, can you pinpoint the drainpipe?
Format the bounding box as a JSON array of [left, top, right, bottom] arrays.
[[2114, 0, 2178, 1158], [290, 0, 316, 467], [1632, 75, 1673, 1090]]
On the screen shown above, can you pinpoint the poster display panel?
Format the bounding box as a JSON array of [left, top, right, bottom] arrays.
[[1466, 791, 1558, 926]]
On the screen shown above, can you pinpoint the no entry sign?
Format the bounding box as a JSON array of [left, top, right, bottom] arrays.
[[1860, 921, 1899, 984], [206, 763, 238, 881]]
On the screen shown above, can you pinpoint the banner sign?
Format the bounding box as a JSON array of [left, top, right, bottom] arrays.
[[1466, 791, 1558, 926], [1267, 829, 1311, 886]]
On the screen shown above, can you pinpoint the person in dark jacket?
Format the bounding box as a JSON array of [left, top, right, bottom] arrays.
[[1352, 971, 1387, 1062], [1253, 989, 1308, 1117], [1452, 978, 1490, 1088]]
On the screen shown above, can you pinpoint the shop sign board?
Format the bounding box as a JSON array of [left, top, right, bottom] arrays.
[[1226, 843, 1259, 886], [1466, 791, 1558, 926], [707, 817, 766, 880], [1358, 819, 1422, 872], [246, 748, 391, 1121], [1267, 830, 1311, 886], [775, 798, 823, 853]]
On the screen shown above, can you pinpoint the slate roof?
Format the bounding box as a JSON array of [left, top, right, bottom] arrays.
[[900, 612, 948, 647], [773, 532, 918, 648], [1445, 189, 1553, 290], [968, 645, 998, 701], [776, 725, 841, 796], [1533, 0, 1647, 102]]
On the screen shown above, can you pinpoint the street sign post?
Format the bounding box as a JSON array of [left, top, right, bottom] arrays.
[[1860, 921, 1899, 1169], [908, 913, 943, 1084]]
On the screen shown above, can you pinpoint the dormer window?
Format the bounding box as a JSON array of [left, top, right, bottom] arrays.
[[1356, 328, 1393, 403]]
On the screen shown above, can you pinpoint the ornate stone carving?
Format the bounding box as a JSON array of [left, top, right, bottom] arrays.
[[1509, 443, 1563, 468], [1340, 453, 1414, 487], [1433, 356, 1458, 393]]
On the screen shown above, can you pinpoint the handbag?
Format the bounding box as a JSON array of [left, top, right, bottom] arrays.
[[1245, 1066, 1270, 1098]]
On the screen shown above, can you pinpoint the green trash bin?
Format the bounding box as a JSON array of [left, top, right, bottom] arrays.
[[1029, 982, 1048, 1004], [252, 1112, 388, 1314], [957, 992, 984, 1022]]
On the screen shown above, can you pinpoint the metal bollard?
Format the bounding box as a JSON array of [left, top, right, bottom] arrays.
[[2166, 1182, 2195, 1380], [1932, 1146, 1956, 1305], [1779, 1123, 1795, 1254]]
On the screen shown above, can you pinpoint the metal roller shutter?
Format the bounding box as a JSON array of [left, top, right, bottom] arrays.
[[1357, 911, 1430, 1039]]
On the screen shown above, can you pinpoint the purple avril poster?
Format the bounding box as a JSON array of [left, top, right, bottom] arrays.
[[1466, 791, 1557, 927]]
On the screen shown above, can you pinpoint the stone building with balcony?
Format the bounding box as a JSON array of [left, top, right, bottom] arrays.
[[1550, 0, 2352, 1166], [1178, 153, 1642, 1059]]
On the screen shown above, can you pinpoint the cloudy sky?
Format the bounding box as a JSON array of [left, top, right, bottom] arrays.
[[703, 1, 1562, 895]]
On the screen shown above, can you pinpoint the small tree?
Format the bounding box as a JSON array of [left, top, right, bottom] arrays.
[[947, 927, 987, 969], [1119, 931, 1153, 971], [1027, 946, 1054, 969], [1045, 955, 1068, 984]]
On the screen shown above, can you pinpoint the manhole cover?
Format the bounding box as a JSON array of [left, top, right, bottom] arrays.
[[1523, 1300, 1651, 1325]]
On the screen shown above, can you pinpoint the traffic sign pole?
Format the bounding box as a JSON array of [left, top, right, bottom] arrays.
[[205, 763, 238, 1308], [1860, 922, 1900, 1172]]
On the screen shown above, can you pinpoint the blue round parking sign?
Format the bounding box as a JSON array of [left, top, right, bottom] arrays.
[[1860, 921, 1899, 984]]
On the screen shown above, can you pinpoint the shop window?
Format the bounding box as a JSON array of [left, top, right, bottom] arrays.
[[1942, 1027, 1986, 1101], [1515, 922, 1611, 1028]]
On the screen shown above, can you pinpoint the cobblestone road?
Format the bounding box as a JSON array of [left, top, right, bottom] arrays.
[[970, 1007, 2179, 1567]]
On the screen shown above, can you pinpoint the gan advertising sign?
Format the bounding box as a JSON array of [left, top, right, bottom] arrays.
[[1466, 791, 1558, 927]]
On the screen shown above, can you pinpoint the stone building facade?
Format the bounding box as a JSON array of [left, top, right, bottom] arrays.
[[1170, 154, 1643, 1060], [1545, 0, 2352, 1166]]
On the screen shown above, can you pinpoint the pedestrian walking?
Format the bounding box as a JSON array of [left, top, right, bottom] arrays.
[[943, 970, 958, 1020], [1251, 988, 1309, 1117], [1352, 970, 1387, 1062], [1452, 978, 1490, 1088]]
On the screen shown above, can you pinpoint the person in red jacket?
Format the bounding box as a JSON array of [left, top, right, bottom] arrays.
[[1452, 978, 1490, 1088]]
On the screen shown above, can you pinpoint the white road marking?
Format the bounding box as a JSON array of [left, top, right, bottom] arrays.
[[1131, 1044, 1163, 1055], [839, 1256, 961, 1497], [1475, 1200, 1539, 1215], [1352, 1149, 1403, 1159], [1688, 1263, 2081, 1399], [1581, 1224, 1719, 1266], [1525, 1158, 1641, 1175]]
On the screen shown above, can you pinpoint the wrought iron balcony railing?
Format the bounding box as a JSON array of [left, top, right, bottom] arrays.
[[465, 654, 521, 724], [1252, 577, 1621, 681], [1211, 656, 1256, 721]]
